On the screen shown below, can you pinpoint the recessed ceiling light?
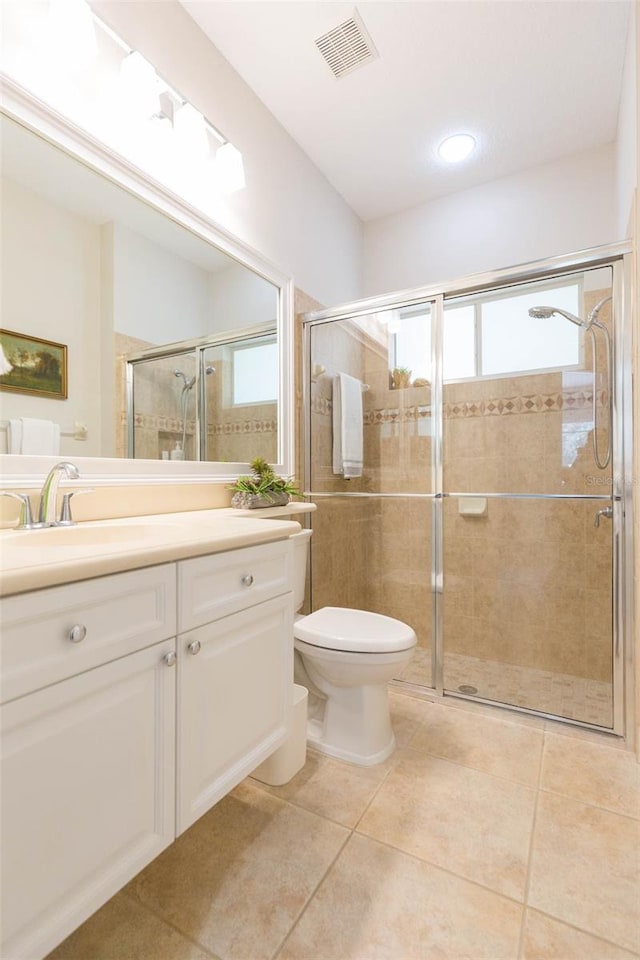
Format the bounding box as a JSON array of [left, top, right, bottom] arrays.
[[438, 134, 476, 163]]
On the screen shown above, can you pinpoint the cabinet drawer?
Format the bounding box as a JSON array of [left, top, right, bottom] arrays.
[[178, 538, 292, 632], [1, 564, 176, 704]]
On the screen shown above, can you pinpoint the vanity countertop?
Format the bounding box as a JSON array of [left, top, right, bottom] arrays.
[[0, 508, 311, 597]]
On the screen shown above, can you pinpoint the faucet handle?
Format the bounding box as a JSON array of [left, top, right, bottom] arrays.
[[59, 489, 94, 526], [1, 491, 36, 529]]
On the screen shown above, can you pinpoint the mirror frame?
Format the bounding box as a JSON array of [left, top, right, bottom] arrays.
[[0, 75, 295, 488]]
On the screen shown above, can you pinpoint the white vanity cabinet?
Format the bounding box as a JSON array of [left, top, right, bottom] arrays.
[[177, 540, 294, 833], [0, 533, 295, 960], [0, 565, 177, 960]]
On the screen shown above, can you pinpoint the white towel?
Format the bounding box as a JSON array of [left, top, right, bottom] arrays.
[[8, 418, 60, 455], [332, 373, 363, 478]]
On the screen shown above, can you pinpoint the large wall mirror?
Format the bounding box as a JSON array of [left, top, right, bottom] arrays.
[[0, 84, 294, 484]]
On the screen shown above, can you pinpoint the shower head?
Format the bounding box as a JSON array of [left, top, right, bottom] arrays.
[[587, 294, 612, 328], [528, 305, 589, 328], [174, 369, 196, 390]]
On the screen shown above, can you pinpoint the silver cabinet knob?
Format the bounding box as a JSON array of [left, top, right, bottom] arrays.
[[164, 651, 177, 667], [241, 574, 254, 587], [187, 639, 201, 656], [68, 624, 87, 643]]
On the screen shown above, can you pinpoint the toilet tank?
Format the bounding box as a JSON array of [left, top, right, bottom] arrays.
[[290, 528, 312, 612]]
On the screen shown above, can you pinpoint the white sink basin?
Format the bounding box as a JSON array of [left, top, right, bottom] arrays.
[[2, 523, 182, 547]]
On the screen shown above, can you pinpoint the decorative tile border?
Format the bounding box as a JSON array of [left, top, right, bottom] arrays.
[[444, 389, 605, 419], [310, 389, 604, 423], [208, 419, 277, 435], [123, 413, 276, 434]]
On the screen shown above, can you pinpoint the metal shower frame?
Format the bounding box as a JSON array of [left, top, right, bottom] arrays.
[[302, 241, 633, 742]]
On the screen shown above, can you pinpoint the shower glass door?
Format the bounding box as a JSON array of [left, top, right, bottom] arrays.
[[307, 302, 436, 688], [441, 267, 615, 726]]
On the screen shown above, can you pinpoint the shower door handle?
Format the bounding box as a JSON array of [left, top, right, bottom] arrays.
[[594, 506, 613, 528]]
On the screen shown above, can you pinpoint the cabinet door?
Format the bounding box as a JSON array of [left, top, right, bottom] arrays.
[[1, 640, 176, 960], [177, 593, 293, 834]]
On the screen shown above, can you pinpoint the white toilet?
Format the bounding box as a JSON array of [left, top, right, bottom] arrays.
[[291, 529, 417, 766]]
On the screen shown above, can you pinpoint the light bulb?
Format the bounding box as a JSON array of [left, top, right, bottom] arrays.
[[214, 142, 245, 193], [437, 134, 476, 163], [48, 0, 97, 72], [174, 103, 209, 158], [119, 51, 162, 121]]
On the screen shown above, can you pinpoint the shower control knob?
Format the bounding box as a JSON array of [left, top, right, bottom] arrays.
[[187, 640, 201, 656], [68, 624, 87, 643], [241, 574, 254, 587]]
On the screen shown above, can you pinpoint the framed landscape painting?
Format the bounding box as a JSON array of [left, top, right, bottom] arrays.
[[0, 329, 68, 400]]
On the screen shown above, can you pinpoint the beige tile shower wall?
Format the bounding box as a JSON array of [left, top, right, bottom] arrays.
[[443, 292, 614, 683], [295, 288, 324, 485], [365, 498, 432, 649], [307, 314, 432, 652], [443, 498, 612, 682], [114, 332, 150, 457], [114, 334, 198, 460], [309, 497, 373, 613]]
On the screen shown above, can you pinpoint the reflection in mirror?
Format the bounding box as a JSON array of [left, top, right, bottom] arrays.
[[0, 112, 281, 466], [126, 328, 277, 463]]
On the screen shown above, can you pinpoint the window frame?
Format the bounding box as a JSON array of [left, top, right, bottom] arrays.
[[391, 276, 585, 385]]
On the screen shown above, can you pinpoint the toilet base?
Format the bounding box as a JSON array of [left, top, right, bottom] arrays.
[[307, 718, 396, 766], [303, 679, 397, 766]]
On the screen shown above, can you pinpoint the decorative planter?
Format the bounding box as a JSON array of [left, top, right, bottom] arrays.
[[231, 491, 291, 510]]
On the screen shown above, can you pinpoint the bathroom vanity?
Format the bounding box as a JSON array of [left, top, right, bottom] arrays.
[[0, 512, 301, 960]]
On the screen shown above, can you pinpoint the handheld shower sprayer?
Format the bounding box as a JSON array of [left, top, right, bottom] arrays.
[[527, 297, 612, 469]]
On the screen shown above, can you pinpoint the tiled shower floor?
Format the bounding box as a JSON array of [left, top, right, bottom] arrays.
[[396, 646, 613, 728]]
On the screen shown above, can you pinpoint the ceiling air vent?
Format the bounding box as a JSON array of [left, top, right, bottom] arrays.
[[315, 11, 379, 80]]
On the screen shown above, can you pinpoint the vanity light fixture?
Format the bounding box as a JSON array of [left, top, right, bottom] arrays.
[[214, 141, 246, 194], [437, 133, 476, 163], [119, 51, 165, 122], [173, 102, 210, 158], [48, 0, 97, 72]]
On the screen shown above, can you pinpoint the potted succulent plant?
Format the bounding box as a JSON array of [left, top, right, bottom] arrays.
[[229, 457, 302, 509], [392, 366, 412, 389]]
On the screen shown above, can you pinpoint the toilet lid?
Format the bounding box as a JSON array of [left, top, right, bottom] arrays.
[[294, 606, 417, 653]]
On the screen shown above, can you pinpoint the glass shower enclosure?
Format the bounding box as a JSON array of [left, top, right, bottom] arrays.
[[304, 245, 631, 734], [124, 327, 278, 463]]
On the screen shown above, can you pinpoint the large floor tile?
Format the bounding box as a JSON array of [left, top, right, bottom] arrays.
[[521, 909, 639, 959], [278, 833, 523, 960], [357, 748, 536, 900], [388, 689, 433, 747], [541, 733, 639, 818], [528, 791, 640, 952], [132, 781, 348, 960], [409, 698, 543, 785], [46, 892, 216, 960], [250, 748, 391, 827]]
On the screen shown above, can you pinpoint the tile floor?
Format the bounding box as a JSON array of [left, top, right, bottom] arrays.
[[48, 691, 639, 960], [397, 646, 613, 727]]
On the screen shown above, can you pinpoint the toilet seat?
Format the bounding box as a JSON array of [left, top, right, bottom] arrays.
[[294, 606, 416, 653]]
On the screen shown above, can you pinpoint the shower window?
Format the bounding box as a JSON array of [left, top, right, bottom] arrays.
[[392, 279, 582, 383], [231, 337, 278, 406]]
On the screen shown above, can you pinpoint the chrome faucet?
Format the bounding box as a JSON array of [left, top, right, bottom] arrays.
[[38, 461, 80, 526]]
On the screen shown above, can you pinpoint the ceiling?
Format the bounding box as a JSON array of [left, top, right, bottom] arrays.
[[180, 0, 632, 222]]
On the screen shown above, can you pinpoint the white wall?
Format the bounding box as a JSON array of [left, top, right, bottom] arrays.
[[209, 262, 278, 334], [89, 0, 362, 308], [362, 145, 616, 298], [0, 179, 103, 456], [111, 223, 211, 344], [616, 3, 638, 238]]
